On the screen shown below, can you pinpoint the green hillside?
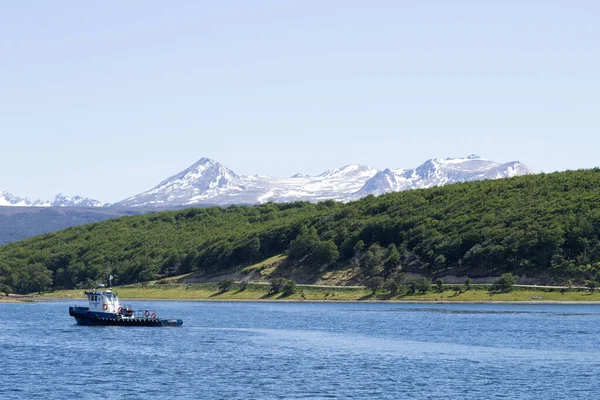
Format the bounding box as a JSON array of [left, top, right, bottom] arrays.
[[2, 169, 600, 294]]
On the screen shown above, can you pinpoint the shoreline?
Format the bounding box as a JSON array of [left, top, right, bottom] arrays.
[[3, 296, 600, 305], [5, 282, 600, 304]]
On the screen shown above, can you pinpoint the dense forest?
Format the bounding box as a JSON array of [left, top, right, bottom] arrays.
[[2, 169, 600, 294]]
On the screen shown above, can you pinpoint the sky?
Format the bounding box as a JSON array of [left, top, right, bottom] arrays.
[[1, 1, 599, 203]]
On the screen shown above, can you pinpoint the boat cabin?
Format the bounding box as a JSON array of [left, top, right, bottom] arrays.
[[84, 288, 121, 314]]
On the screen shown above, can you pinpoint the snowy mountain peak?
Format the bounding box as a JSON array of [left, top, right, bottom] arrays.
[[189, 157, 218, 168], [318, 164, 374, 179], [0, 190, 33, 206], [349, 155, 534, 200], [291, 173, 310, 179], [116, 157, 243, 207], [3, 155, 535, 209], [50, 193, 107, 207], [416, 158, 439, 173], [0, 190, 104, 207], [113, 155, 534, 207], [155, 158, 238, 188]]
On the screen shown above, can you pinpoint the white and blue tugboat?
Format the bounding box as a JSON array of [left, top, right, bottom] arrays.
[[68, 283, 183, 327]]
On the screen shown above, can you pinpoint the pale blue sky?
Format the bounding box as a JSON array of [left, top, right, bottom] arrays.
[[1, 1, 598, 203]]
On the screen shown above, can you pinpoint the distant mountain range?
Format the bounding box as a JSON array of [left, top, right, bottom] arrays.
[[0, 191, 106, 207], [114, 155, 534, 207], [2, 155, 534, 209]]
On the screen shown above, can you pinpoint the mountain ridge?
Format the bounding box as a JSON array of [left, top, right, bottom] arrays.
[[0, 190, 106, 208], [114, 155, 534, 207], [1, 155, 534, 209]]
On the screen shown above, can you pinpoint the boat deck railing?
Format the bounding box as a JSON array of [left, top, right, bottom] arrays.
[[131, 309, 158, 319]]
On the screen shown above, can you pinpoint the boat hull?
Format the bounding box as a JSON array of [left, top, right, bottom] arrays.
[[69, 307, 183, 327]]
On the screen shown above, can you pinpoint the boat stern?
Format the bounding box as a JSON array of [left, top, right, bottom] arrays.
[[160, 318, 183, 327]]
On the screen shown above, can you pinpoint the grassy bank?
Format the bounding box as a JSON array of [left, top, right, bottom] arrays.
[[28, 282, 600, 303]]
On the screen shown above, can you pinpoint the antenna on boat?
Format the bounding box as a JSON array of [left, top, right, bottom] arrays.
[[109, 274, 113, 290]]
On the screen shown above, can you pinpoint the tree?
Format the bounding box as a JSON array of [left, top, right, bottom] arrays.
[[365, 277, 384, 294], [414, 277, 431, 294], [360, 245, 384, 277], [407, 277, 431, 294], [382, 244, 401, 277], [465, 277, 472, 291], [217, 278, 235, 292], [383, 279, 399, 296], [310, 240, 339, 265], [287, 228, 319, 262], [269, 278, 288, 294], [181, 250, 199, 274], [282, 279, 297, 296], [0, 284, 11, 296], [435, 278, 444, 292], [434, 255, 446, 269], [491, 273, 517, 293], [10, 263, 53, 294], [239, 237, 262, 262], [353, 240, 365, 255], [587, 280, 597, 292]]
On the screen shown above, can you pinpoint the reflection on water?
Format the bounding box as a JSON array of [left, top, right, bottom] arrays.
[[1, 301, 599, 399]]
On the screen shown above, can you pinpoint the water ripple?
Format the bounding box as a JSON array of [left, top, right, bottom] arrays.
[[1, 301, 599, 399]]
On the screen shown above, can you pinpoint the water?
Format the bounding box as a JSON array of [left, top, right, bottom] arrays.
[[1, 301, 599, 399]]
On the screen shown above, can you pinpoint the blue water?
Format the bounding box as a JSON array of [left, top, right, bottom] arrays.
[[1, 301, 599, 399]]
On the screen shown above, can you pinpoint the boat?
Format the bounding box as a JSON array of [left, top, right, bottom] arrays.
[[68, 284, 183, 327]]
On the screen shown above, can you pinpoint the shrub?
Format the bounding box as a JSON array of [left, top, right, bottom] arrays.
[[237, 281, 248, 292], [0, 284, 11, 296], [408, 277, 431, 294], [269, 278, 288, 294], [491, 273, 517, 293], [587, 280, 598, 292], [435, 278, 444, 292], [217, 278, 236, 292], [365, 277, 385, 294], [282, 279, 297, 296], [383, 279, 399, 295], [310, 240, 339, 265], [465, 277, 472, 291], [415, 277, 431, 294]]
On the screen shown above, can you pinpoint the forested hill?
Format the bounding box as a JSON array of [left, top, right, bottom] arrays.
[[2, 169, 600, 294]]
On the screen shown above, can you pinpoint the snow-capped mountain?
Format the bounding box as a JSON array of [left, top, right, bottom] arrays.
[[350, 155, 532, 199], [47, 194, 107, 207], [116, 158, 379, 207], [116, 158, 244, 208], [0, 190, 35, 207], [0, 190, 106, 207], [114, 155, 534, 208]]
